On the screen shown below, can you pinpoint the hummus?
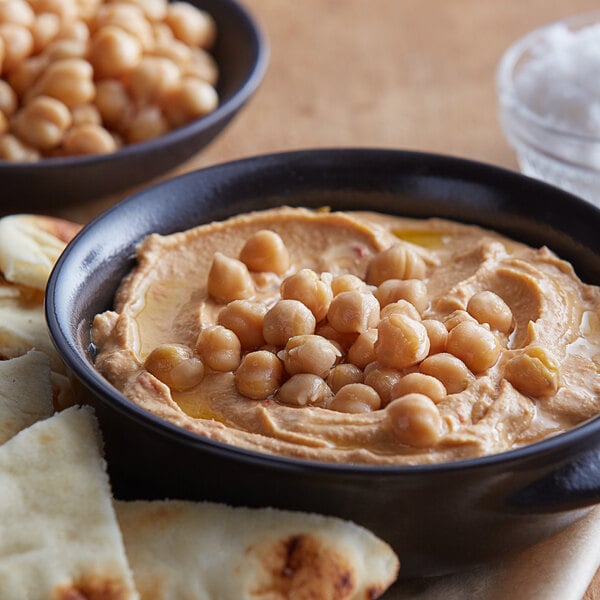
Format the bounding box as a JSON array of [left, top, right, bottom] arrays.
[[92, 207, 600, 465]]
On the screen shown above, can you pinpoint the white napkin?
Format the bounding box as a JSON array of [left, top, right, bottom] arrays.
[[389, 505, 600, 600]]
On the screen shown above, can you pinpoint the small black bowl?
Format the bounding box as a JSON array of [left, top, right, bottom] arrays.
[[0, 0, 268, 210], [46, 149, 600, 578]]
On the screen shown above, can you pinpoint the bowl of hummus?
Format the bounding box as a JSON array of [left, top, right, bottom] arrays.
[[46, 148, 600, 577]]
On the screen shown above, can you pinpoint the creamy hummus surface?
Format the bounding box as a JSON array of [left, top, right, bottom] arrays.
[[92, 207, 600, 465]]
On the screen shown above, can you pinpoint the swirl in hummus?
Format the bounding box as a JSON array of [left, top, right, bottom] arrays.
[[92, 207, 600, 465]]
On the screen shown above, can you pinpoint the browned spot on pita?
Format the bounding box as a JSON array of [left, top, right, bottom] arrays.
[[53, 575, 133, 600], [35, 216, 82, 245], [0, 274, 44, 303], [17, 286, 45, 304], [117, 501, 184, 549], [248, 532, 356, 599], [37, 430, 58, 446]]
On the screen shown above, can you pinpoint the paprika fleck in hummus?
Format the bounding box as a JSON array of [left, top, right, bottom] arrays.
[[92, 207, 600, 464]]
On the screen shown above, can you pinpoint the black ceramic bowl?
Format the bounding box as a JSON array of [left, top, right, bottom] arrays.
[[46, 149, 600, 578], [0, 0, 267, 210]]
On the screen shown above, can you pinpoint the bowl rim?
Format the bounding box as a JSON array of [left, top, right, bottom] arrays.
[[497, 9, 600, 145], [46, 147, 600, 477], [0, 0, 269, 171]]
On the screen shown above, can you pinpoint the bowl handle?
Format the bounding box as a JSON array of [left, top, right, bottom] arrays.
[[510, 447, 600, 511]]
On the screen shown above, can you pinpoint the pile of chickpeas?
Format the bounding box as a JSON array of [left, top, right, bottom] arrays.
[[0, 0, 218, 161], [144, 229, 561, 449]]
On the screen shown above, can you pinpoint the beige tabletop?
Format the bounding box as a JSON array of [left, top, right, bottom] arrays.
[[42, 0, 600, 595], [50, 0, 600, 223]]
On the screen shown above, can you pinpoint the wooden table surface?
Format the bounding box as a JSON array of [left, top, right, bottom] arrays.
[[36, 0, 600, 595]]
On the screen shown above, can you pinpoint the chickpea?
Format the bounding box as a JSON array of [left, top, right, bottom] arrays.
[[77, 0, 103, 21], [71, 103, 102, 126], [62, 123, 117, 155], [56, 18, 89, 42], [126, 105, 169, 144], [327, 290, 380, 334], [280, 334, 340, 378], [235, 350, 283, 400], [43, 38, 88, 61], [363, 365, 402, 407], [144, 343, 204, 391], [207, 252, 254, 304], [505, 346, 560, 398], [7, 55, 47, 99], [110, 0, 168, 22], [314, 321, 358, 351], [392, 372, 447, 404], [166, 356, 205, 392], [184, 47, 218, 85], [375, 314, 430, 370], [363, 360, 379, 377], [0, 23, 34, 73], [329, 383, 381, 413], [195, 325, 241, 372], [89, 25, 142, 78], [92, 3, 153, 50], [446, 321, 501, 374], [29, 58, 95, 107], [380, 299, 421, 322], [366, 244, 426, 286], [467, 290, 514, 334], [163, 76, 218, 128], [331, 273, 364, 296], [0, 1, 35, 28], [11, 95, 71, 150], [94, 78, 134, 130], [239, 230, 290, 275], [0, 132, 39, 161], [263, 299, 316, 346], [31, 12, 60, 53], [217, 300, 266, 350], [347, 328, 378, 369], [422, 319, 448, 354], [277, 373, 332, 408], [0, 33, 4, 74], [165, 2, 216, 48], [387, 394, 443, 447], [30, 0, 78, 20], [281, 269, 332, 322], [374, 279, 429, 313], [128, 55, 180, 104], [151, 35, 192, 67], [152, 22, 174, 45], [327, 363, 363, 393], [0, 80, 17, 117], [419, 352, 473, 394], [443, 309, 478, 331]]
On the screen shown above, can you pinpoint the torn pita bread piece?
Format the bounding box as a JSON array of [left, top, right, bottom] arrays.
[[51, 370, 77, 411], [0, 350, 54, 445], [116, 499, 400, 600], [0, 405, 139, 600], [0, 214, 81, 290], [0, 289, 66, 374]]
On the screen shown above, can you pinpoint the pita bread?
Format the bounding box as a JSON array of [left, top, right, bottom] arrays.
[[0, 291, 66, 374], [0, 405, 139, 600], [50, 370, 77, 411], [0, 214, 81, 290], [115, 499, 399, 600], [0, 350, 54, 445]]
